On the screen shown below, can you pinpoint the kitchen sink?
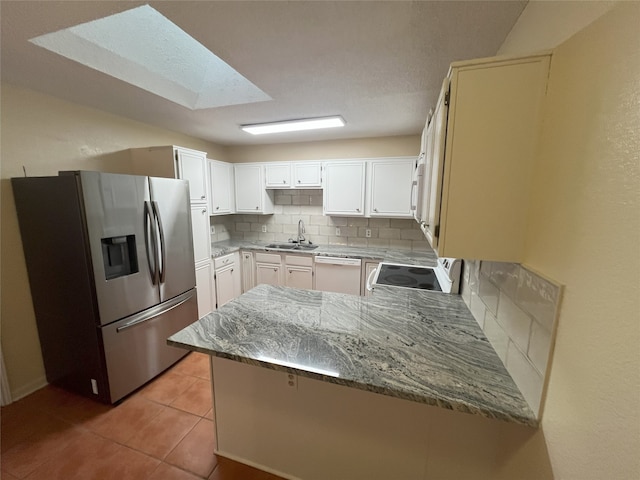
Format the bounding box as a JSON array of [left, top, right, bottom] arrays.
[[265, 243, 319, 250], [266, 243, 298, 249]]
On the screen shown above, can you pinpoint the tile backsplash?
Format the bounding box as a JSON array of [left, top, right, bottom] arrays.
[[461, 260, 562, 418], [213, 189, 430, 251]]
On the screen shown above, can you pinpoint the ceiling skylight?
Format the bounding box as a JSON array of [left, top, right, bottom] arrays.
[[29, 5, 271, 110]]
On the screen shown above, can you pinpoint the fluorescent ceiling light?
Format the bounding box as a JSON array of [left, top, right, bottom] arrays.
[[241, 116, 345, 135], [29, 5, 271, 110]]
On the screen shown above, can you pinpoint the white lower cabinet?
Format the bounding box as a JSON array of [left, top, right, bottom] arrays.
[[255, 252, 283, 286], [241, 251, 255, 293], [195, 261, 215, 318], [284, 255, 313, 290], [214, 253, 241, 308]]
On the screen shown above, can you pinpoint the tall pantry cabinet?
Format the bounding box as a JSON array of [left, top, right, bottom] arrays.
[[129, 146, 214, 318]]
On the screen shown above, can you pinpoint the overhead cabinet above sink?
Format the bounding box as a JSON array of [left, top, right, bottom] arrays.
[[265, 162, 322, 189]]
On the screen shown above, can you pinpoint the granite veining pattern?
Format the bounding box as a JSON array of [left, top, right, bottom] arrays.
[[168, 284, 537, 427], [210, 239, 438, 266]]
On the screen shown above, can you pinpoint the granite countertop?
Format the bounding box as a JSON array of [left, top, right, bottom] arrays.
[[210, 239, 438, 266], [168, 284, 537, 427]]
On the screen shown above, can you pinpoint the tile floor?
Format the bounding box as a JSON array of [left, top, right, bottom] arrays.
[[1, 352, 284, 480]]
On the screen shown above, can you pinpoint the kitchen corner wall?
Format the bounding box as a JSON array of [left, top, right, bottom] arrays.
[[460, 260, 561, 417], [212, 189, 430, 250]]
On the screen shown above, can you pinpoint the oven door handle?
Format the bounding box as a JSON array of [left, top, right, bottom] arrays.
[[366, 266, 378, 292]]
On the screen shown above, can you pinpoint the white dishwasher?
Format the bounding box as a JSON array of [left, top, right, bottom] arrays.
[[314, 256, 362, 296]]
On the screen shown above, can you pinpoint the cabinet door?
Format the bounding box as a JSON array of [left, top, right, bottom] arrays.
[[215, 264, 240, 308], [424, 81, 448, 249], [195, 262, 214, 318], [235, 164, 274, 214], [293, 162, 322, 188], [368, 159, 414, 218], [265, 164, 291, 188], [209, 161, 233, 214], [255, 263, 282, 286], [241, 251, 255, 293], [190, 204, 210, 264], [176, 148, 208, 203], [323, 162, 366, 216], [285, 266, 313, 290]]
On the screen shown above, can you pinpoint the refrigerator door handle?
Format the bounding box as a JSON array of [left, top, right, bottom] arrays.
[[116, 290, 194, 332], [151, 201, 167, 283], [143, 201, 158, 284]]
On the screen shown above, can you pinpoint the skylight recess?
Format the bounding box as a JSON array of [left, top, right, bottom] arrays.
[[29, 5, 271, 110]]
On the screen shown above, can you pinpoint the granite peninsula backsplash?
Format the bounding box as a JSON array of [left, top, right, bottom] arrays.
[[210, 189, 430, 251]]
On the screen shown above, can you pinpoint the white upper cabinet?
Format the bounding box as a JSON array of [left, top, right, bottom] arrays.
[[209, 160, 235, 215], [176, 148, 208, 204], [366, 158, 414, 218], [293, 162, 322, 188], [265, 163, 292, 188], [265, 161, 322, 189], [129, 146, 208, 205], [323, 161, 366, 216], [430, 53, 551, 262], [234, 164, 275, 214]]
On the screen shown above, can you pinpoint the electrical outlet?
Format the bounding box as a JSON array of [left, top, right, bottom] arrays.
[[210, 225, 216, 235], [336, 227, 341, 236], [365, 228, 371, 238], [287, 373, 297, 389], [261, 225, 267, 233]]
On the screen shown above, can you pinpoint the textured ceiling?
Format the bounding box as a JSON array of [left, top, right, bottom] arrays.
[[1, 1, 527, 146]]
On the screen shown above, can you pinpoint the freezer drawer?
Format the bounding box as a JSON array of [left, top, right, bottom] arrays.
[[101, 289, 197, 403]]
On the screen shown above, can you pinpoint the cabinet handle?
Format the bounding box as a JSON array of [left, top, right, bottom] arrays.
[[201, 195, 205, 199], [216, 206, 220, 210], [201, 209, 207, 214], [356, 208, 360, 212], [374, 208, 378, 212], [273, 268, 278, 272], [256, 206, 259, 210], [231, 269, 234, 273], [297, 179, 301, 183], [283, 180, 286, 183]]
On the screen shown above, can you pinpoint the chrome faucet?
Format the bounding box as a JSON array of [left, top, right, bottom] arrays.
[[297, 219, 306, 244]]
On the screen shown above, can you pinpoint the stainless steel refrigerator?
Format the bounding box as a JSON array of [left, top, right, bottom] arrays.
[[12, 171, 198, 403]]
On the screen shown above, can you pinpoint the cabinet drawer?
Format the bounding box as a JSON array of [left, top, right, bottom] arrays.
[[285, 255, 313, 267], [255, 252, 282, 264], [214, 253, 235, 270]]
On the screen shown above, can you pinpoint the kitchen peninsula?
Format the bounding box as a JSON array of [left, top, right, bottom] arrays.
[[169, 282, 537, 480]]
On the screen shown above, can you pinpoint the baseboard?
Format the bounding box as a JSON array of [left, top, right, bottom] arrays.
[[10, 375, 48, 402], [214, 449, 300, 480]]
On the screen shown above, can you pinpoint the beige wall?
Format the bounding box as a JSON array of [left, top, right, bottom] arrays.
[[498, 0, 617, 56], [503, 2, 639, 479], [0, 84, 226, 399], [225, 135, 419, 163]]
